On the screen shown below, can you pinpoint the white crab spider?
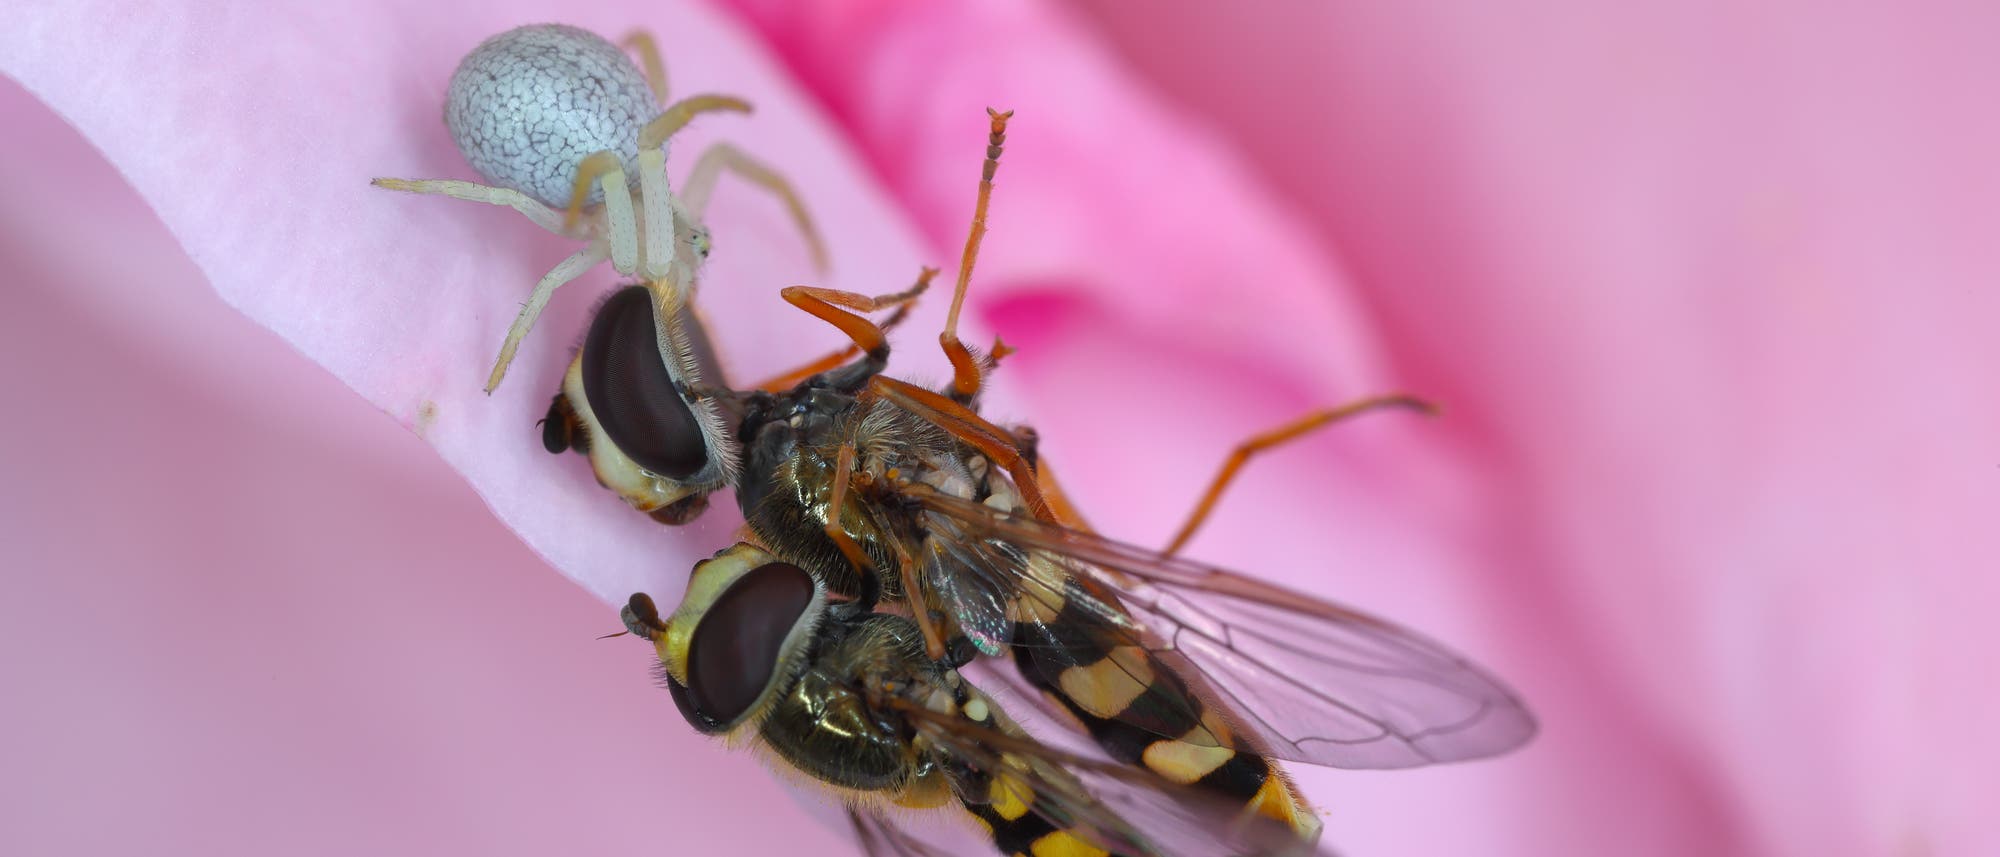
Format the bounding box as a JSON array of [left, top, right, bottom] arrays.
[[373, 24, 827, 393]]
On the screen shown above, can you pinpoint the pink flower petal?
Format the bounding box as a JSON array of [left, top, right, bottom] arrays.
[[2, 0, 953, 606], [712, 0, 1499, 670], [6, 0, 1575, 853], [0, 79, 854, 856], [1074, 2, 2000, 856]]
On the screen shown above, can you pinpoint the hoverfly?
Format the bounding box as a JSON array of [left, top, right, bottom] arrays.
[[617, 542, 1313, 857], [539, 109, 1537, 847]]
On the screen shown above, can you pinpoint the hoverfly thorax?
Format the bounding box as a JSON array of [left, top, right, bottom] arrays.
[[735, 383, 913, 597], [543, 283, 739, 525]]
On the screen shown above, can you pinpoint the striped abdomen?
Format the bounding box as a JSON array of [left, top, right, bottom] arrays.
[[1011, 607, 1322, 842], [961, 774, 1123, 857]]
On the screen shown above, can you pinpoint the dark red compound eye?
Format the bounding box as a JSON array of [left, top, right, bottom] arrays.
[[682, 562, 816, 729], [580, 286, 709, 480]]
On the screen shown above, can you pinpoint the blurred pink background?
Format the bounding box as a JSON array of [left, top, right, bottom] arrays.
[[4, 2, 1995, 856]]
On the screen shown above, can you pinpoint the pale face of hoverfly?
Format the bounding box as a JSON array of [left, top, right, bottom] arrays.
[[542, 283, 738, 525]]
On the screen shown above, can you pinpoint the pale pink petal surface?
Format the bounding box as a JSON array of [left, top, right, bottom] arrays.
[[0, 0, 944, 852], [0, 78, 852, 856], [0, 0, 964, 609]]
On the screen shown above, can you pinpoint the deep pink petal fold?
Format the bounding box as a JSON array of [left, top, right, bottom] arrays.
[[707, 1, 2000, 856], [713, 0, 1495, 676], [1067, 3, 2000, 857]]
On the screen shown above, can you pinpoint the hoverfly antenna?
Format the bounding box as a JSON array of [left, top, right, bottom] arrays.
[[621, 592, 668, 640]]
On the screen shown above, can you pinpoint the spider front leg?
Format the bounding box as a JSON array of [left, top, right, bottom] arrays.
[[486, 244, 611, 393], [472, 150, 642, 394], [682, 142, 831, 274], [368, 179, 572, 236], [628, 95, 752, 280]]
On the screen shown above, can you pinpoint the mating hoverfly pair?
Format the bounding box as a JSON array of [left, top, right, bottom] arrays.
[[377, 24, 1535, 857]]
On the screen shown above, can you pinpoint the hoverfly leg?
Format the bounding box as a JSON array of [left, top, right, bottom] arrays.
[[751, 298, 916, 392], [1162, 393, 1441, 556], [865, 375, 1055, 523], [755, 268, 935, 391], [943, 635, 981, 670], [980, 336, 1015, 377], [826, 440, 946, 661], [828, 545, 885, 621], [937, 108, 1014, 405]]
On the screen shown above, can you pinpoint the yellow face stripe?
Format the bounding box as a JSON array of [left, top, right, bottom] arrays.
[[1140, 738, 1237, 785], [1029, 831, 1110, 857], [1055, 646, 1153, 717]]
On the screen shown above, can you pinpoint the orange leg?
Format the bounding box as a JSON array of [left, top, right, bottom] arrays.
[[938, 108, 1014, 404], [1032, 453, 1094, 533], [1162, 394, 1439, 557], [865, 375, 1054, 523], [982, 336, 1015, 376], [777, 268, 936, 367], [825, 440, 949, 660], [753, 272, 930, 391], [823, 442, 878, 576]]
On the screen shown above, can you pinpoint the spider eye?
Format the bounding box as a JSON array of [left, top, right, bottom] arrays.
[[682, 562, 817, 730], [581, 286, 710, 480]]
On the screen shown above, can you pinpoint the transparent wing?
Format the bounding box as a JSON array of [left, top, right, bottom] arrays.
[[846, 807, 958, 857], [918, 511, 1016, 656], [894, 700, 1318, 857], [914, 489, 1537, 769]]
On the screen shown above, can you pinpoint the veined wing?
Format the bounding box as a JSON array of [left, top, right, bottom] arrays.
[[846, 807, 959, 857], [912, 488, 1537, 770]]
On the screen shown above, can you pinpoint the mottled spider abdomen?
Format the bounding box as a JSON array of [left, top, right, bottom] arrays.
[[445, 24, 659, 207]]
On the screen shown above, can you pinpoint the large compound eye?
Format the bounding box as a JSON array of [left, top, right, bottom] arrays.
[[581, 286, 709, 480], [683, 562, 816, 730]]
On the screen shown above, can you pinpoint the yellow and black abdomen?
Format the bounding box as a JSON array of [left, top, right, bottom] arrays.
[[1010, 605, 1321, 842], [961, 785, 1117, 857]]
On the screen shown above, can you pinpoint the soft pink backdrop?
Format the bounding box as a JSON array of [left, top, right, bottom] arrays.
[[3, 1, 1993, 856]]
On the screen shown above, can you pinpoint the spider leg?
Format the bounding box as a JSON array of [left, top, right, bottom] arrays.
[[619, 30, 668, 104], [564, 151, 638, 274], [632, 97, 753, 282], [485, 243, 611, 394], [681, 142, 830, 274], [369, 178, 568, 236]]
